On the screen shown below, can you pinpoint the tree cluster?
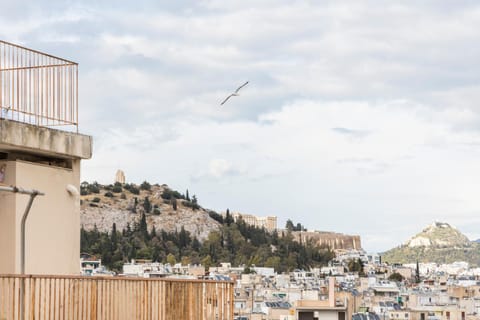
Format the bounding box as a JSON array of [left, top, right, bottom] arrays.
[[347, 258, 365, 275], [81, 213, 334, 273], [285, 219, 307, 232]]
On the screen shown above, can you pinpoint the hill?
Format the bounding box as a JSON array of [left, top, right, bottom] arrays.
[[79, 181, 335, 272], [382, 222, 480, 266], [80, 182, 220, 241]]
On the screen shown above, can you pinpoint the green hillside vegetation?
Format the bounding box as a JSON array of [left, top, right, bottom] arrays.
[[382, 222, 480, 266], [80, 181, 197, 213], [382, 244, 480, 265], [80, 182, 334, 273]]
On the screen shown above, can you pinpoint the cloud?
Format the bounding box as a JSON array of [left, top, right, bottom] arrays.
[[81, 96, 480, 251], [331, 127, 370, 138], [208, 159, 244, 178], [3, 1, 480, 252]]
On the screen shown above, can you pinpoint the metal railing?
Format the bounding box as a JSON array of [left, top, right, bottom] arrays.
[[0, 40, 78, 131], [0, 274, 234, 320]]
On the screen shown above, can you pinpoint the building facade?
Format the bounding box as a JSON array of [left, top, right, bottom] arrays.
[[225, 211, 278, 232], [0, 41, 92, 275]]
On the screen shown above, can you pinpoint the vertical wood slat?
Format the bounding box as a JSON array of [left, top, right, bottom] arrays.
[[0, 275, 234, 320]]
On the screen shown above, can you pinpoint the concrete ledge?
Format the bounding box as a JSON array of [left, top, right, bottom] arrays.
[[0, 119, 92, 159]]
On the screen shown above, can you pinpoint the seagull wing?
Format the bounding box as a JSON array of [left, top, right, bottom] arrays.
[[234, 81, 249, 94], [220, 94, 234, 106]]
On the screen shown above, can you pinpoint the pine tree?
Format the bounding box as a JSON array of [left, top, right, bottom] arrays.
[[79, 210, 336, 273], [285, 219, 294, 231], [140, 181, 151, 191], [186, 189, 190, 201]]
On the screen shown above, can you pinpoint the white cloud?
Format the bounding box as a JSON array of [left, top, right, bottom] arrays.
[[3, 1, 480, 252], [208, 158, 245, 179]]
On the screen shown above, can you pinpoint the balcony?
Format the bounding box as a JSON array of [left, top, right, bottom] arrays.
[[0, 40, 78, 131]]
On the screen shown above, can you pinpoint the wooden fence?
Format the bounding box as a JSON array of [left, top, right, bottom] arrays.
[[0, 274, 234, 320]]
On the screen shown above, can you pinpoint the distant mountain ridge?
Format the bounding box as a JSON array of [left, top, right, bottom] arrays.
[[80, 181, 362, 251], [382, 222, 480, 266]]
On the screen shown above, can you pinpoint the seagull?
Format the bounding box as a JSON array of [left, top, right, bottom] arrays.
[[220, 81, 249, 106]]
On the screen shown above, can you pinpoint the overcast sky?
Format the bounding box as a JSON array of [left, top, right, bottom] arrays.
[[2, 1, 480, 252]]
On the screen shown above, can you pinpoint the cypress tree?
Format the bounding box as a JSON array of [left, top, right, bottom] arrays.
[[143, 196, 152, 213], [150, 225, 157, 239], [111, 223, 118, 251], [140, 213, 148, 240], [415, 261, 421, 283]]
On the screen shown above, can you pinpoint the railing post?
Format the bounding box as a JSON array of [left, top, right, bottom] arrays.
[[0, 40, 78, 130]]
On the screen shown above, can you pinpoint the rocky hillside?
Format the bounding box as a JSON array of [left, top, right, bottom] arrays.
[[404, 222, 470, 248], [80, 182, 221, 241], [382, 222, 480, 266]]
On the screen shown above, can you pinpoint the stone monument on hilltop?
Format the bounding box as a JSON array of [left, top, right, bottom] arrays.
[[115, 169, 126, 184]]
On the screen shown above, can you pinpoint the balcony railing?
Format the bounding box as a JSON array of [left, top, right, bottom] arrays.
[[0, 274, 234, 320], [0, 40, 78, 131]]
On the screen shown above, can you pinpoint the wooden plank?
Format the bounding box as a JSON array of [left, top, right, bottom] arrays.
[[0, 275, 235, 320], [90, 278, 97, 320]]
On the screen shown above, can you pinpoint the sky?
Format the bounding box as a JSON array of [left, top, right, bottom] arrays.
[[2, 1, 480, 252]]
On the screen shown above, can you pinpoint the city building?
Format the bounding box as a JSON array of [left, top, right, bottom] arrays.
[[0, 40, 92, 275], [0, 39, 234, 320], [224, 211, 278, 232]]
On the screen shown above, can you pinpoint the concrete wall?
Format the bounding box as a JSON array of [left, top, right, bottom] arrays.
[[0, 159, 81, 274], [0, 119, 92, 159], [0, 119, 92, 275], [292, 231, 362, 251], [0, 160, 16, 273]]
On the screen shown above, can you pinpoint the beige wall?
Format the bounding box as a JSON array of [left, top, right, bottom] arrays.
[[0, 160, 16, 272], [0, 159, 81, 275], [409, 309, 465, 320]]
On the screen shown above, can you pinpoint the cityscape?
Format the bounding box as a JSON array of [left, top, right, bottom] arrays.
[[2, 1, 480, 320]]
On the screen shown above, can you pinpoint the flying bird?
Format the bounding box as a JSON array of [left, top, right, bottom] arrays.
[[220, 81, 249, 106]]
